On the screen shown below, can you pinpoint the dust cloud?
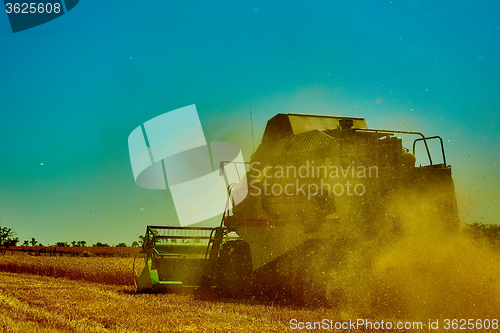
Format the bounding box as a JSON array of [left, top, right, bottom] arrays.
[[324, 204, 500, 321]]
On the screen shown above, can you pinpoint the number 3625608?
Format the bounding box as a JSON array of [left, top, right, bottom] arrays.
[[5, 3, 61, 14]]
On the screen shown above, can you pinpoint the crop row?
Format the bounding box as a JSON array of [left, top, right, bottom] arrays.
[[0, 255, 145, 286], [0, 246, 142, 257]]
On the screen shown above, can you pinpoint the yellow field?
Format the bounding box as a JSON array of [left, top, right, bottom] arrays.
[[0, 255, 343, 332], [0, 271, 348, 333], [0, 255, 422, 333], [1, 236, 500, 332], [0, 255, 143, 286]]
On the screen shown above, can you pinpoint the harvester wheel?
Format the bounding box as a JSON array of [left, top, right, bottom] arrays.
[[217, 240, 253, 299]]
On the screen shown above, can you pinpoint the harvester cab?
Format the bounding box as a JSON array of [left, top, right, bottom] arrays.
[[135, 113, 459, 301]]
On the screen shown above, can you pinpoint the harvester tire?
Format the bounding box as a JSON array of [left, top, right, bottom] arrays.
[[217, 240, 253, 299]]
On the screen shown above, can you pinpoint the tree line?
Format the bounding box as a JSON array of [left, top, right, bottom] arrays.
[[464, 222, 500, 248], [2, 221, 500, 249], [0, 222, 140, 248]]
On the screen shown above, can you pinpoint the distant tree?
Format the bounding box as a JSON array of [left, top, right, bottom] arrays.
[[55, 241, 69, 247], [3, 237, 19, 246], [30, 238, 37, 246], [23, 240, 29, 246], [92, 242, 110, 247], [68, 240, 85, 247], [0, 226, 13, 244], [116, 242, 127, 247], [131, 241, 140, 247], [465, 222, 500, 247], [0, 225, 19, 246]]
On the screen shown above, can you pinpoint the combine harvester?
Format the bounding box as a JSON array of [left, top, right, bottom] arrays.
[[134, 113, 459, 302]]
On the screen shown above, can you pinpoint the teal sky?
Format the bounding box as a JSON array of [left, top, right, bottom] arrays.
[[1, 1, 499, 246]]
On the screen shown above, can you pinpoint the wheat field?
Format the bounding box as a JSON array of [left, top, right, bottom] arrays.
[[0, 254, 334, 332], [0, 255, 421, 333], [0, 255, 142, 286], [0, 271, 352, 333], [1, 241, 498, 332]]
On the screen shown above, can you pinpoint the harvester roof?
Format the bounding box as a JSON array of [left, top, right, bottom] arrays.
[[261, 113, 368, 143]]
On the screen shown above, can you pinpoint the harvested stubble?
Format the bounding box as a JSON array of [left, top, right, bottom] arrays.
[[0, 271, 436, 333], [0, 272, 359, 333], [0, 255, 144, 286]]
